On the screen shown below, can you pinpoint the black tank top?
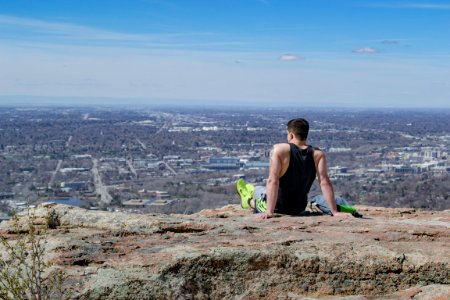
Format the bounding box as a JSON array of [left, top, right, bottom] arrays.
[[275, 144, 317, 215]]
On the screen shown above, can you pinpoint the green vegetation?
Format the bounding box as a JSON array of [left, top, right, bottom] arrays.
[[0, 210, 71, 300]]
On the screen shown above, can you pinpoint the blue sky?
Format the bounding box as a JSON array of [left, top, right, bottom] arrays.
[[0, 0, 449, 108]]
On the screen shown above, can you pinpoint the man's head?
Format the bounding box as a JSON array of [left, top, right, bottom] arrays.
[[287, 118, 309, 141]]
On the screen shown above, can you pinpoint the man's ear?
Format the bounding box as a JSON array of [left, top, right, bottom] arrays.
[[288, 132, 294, 141]]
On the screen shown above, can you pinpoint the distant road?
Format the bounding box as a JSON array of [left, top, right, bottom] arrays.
[[136, 138, 147, 150], [66, 135, 73, 147], [163, 162, 177, 175], [91, 158, 112, 204], [49, 159, 62, 188], [126, 159, 138, 177], [48, 135, 72, 188], [155, 114, 173, 134]]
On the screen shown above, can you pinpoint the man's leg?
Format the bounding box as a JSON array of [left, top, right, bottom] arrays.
[[253, 186, 267, 213], [236, 179, 267, 213], [310, 195, 362, 217]]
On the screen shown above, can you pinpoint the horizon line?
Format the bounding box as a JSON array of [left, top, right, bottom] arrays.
[[1, 97, 450, 111]]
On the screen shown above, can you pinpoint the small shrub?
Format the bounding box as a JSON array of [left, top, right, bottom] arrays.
[[0, 210, 72, 300], [45, 209, 60, 230]]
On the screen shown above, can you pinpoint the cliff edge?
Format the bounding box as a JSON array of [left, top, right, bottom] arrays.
[[1, 204, 449, 299]]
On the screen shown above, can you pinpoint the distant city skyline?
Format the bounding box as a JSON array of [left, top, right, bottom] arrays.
[[0, 0, 449, 108]]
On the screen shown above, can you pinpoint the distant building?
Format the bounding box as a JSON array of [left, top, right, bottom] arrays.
[[71, 154, 92, 159], [394, 165, 415, 174], [122, 199, 153, 209], [367, 169, 384, 174], [60, 168, 89, 173], [423, 148, 438, 160], [19, 167, 35, 173], [149, 199, 177, 206], [329, 166, 348, 175], [382, 163, 410, 173], [163, 155, 181, 160], [148, 190, 170, 200], [333, 173, 356, 179], [205, 157, 240, 170], [411, 162, 438, 173], [328, 147, 352, 153], [114, 186, 132, 193], [244, 161, 270, 169], [0, 192, 14, 200], [61, 181, 87, 191]]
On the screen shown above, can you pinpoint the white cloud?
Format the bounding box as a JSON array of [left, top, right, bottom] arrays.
[[352, 47, 379, 54], [279, 54, 302, 61]]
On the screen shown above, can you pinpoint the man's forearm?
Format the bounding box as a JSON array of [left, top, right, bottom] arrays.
[[265, 178, 279, 214], [320, 181, 338, 214]]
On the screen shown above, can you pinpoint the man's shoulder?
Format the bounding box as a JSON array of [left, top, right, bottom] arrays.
[[271, 143, 291, 159], [272, 143, 291, 152], [312, 147, 325, 159], [312, 146, 323, 153]]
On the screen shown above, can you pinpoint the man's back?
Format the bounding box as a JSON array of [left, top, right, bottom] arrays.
[[276, 143, 316, 215], [252, 118, 350, 219]]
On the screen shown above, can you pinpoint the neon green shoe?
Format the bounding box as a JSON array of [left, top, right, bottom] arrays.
[[337, 204, 363, 218], [246, 183, 254, 200], [236, 178, 251, 209], [255, 196, 267, 213], [337, 204, 356, 214]]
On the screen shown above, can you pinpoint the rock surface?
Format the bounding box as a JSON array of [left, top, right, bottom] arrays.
[[1, 204, 449, 299]]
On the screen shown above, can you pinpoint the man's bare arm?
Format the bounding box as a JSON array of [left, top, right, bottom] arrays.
[[257, 145, 283, 219], [316, 151, 349, 217]]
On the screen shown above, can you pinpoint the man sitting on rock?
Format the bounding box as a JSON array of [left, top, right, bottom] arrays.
[[237, 118, 354, 219]]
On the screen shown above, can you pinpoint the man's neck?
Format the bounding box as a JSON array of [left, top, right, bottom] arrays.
[[291, 139, 308, 149]]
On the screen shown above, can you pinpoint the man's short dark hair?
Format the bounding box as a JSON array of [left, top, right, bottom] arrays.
[[287, 118, 309, 141]]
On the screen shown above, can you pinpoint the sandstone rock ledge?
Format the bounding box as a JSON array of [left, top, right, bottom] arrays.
[[1, 204, 449, 300]]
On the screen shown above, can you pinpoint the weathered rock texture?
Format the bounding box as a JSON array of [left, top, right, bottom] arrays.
[[1, 204, 449, 299]]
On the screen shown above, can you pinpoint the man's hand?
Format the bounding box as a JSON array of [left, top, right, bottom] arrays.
[[255, 212, 274, 220], [332, 212, 352, 218]]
